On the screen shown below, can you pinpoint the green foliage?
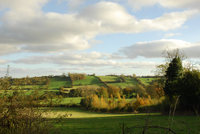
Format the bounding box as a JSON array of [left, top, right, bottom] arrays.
[[146, 80, 164, 99], [123, 87, 134, 98], [119, 75, 126, 82], [165, 56, 183, 81], [0, 77, 12, 90], [68, 86, 98, 97], [107, 85, 121, 98], [98, 87, 109, 98], [0, 90, 53, 134], [177, 70, 200, 111], [164, 56, 183, 100], [11, 76, 49, 85], [68, 73, 86, 82], [163, 50, 200, 112], [132, 85, 147, 97]]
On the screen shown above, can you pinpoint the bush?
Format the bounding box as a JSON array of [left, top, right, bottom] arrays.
[[0, 90, 54, 134], [68, 86, 98, 97], [177, 70, 200, 111], [123, 87, 134, 98], [146, 81, 164, 99], [98, 87, 109, 98], [68, 73, 86, 81], [132, 85, 147, 97], [107, 85, 122, 98]]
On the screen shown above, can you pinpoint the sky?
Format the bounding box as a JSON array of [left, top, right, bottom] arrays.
[[0, 0, 200, 77]]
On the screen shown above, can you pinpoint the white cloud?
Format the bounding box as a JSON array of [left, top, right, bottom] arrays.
[[0, 44, 20, 55], [184, 43, 200, 58], [0, 67, 63, 78], [13, 51, 156, 69], [160, 0, 200, 10], [127, 0, 158, 10], [0, 59, 7, 64], [120, 39, 200, 58], [0, 1, 196, 55], [125, 0, 200, 10], [138, 10, 197, 31], [0, 0, 48, 21], [164, 33, 181, 38], [65, 0, 86, 9], [79, 2, 197, 33]]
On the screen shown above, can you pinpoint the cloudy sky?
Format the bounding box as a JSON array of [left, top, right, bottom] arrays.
[[0, 0, 200, 77]]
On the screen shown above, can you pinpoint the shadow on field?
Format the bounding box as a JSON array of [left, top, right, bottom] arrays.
[[50, 107, 200, 134]]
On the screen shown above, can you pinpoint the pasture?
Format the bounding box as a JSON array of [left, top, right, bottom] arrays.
[[49, 76, 71, 89], [72, 76, 103, 87], [1, 75, 200, 134], [50, 107, 200, 134], [107, 77, 139, 88], [98, 75, 120, 82], [138, 78, 157, 86]]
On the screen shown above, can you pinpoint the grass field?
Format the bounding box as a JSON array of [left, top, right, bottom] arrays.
[[108, 77, 139, 88], [138, 78, 157, 86], [2, 75, 200, 134], [57, 97, 82, 105], [98, 76, 120, 82], [10, 76, 156, 90], [49, 76, 71, 90], [45, 107, 156, 118], [11, 85, 46, 90], [49, 107, 200, 134], [73, 76, 103, 86]]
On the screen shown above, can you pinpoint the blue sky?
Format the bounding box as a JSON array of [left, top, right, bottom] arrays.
[[0, 0, 200, 77]]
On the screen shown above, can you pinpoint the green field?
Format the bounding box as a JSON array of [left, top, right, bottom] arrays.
[[49, 76, 71, 90], [98, 76, 120, 82], [57, 97, 82, 105], [138, 78, 157, 86], [73, 76, 103, 86], [49, 107, 200, 134], [10, 76, 156, 90], [11, 85, 46, 90], [2, 75, 200, 134], [108, 77, 139, 88]]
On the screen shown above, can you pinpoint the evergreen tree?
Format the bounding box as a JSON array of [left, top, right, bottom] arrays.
[[164, 55, 183, 100]]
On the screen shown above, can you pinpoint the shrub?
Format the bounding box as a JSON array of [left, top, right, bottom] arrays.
[[98, 87, 109, 98], [146, 81, 164, 99], [0, 90, 55, 134], [177, 70, 200, 111], [107, 85, 122, 98], [68, 73, 86, 81], [68, 86, 98, 97], [123, 87, 134, 98], [132, 85, 147, 97]]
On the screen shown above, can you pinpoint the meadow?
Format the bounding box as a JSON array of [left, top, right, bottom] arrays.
[[50, 107, 200, 134], [1, 74, 200, 134]]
